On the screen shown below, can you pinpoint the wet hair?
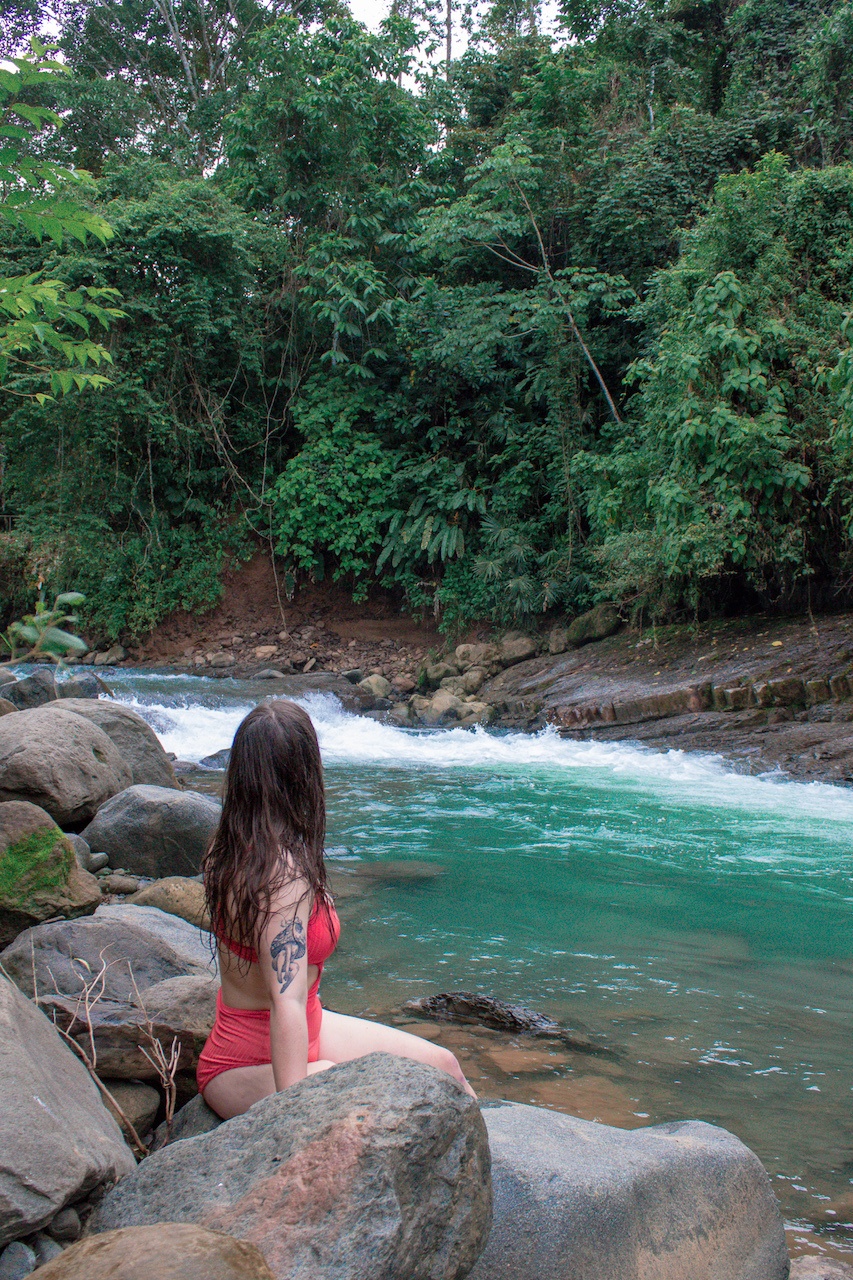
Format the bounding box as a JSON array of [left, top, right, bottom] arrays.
[[202, 700, 328, 952]]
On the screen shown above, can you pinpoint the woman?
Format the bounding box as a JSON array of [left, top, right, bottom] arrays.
[[197, 699, 474, 1118]]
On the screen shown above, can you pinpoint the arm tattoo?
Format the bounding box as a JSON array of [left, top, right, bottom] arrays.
[[270, 917, 306, 994]]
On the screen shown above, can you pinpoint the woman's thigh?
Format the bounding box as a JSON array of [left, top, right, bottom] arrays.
[[318, 1009, 473, 1093], [202, 1063, 276, 1120]]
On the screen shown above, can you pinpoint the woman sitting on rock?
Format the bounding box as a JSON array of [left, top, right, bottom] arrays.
[[197, 699, 475, 1118]]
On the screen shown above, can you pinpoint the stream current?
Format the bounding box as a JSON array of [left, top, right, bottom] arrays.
[[104, 669, 853, 1251]]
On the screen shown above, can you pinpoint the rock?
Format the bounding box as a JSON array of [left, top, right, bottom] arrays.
[[790, 1260, 853, 1279], [548, 626, 570, 655], [0, 671, 15, 688], [94, 646, 125, 667], [32, 1234, 63, 1267], [351, 859, 444, 883], [253, 646, 278, 661], [251, 668, 293, 679], [209, 653, 236, 669], [2, 668, 57, 711], [387, 703, 413, 727], [829, 672, 850, 699], [0, 708, 131, 827], [0, 801, 101, 946], [199, 748, 231, 769], [457, 701, 492, 727], [0, 1241, 36, 1280], [151, 1092, 223, 1151], [128, 876, 209, 929], [466, 1101, 787, 1280], [0, 903, 215, 1003], [423, 660, 460, 688], [100, 1080, 161, 1140], [403, 992, 602, 1055], [420, 691, 465, 726], [0, 975, 135, 1247], [40, 700, 178, 790], [0, 700, 15, 717], [47, 1208, 81, 1242], [81, 786, 221, 879], [460, 668, 485, 694], [767, 676, 806, 705], [358, 674, 391, 698], [56, 672, 106, 700], [497, 633, 538, 667], [99, 872, 141, 894], [30, 1224, 276, 1280], [392, 675, 416, 693], [340, 669, 363, 684], [454, 643, 500, 675], [91, 1054, 492, 1280], [39, 971, 217, 1081], [565, 603, 621, 648], [64, 832, 93, 871]]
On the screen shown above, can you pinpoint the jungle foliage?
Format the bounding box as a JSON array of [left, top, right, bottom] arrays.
[[2, 0, 853, 636]]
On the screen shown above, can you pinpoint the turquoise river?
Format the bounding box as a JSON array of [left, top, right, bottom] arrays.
[[106, 670, 853, 1257]]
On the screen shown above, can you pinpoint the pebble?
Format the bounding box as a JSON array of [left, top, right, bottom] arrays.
[[48, 1208, 81, 1242], [0, 1241, 36, 1280]]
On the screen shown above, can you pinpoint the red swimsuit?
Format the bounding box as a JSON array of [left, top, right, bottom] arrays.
[[197, 900, 340, 1094]]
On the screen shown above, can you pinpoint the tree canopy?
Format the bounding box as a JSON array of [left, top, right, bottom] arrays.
[[2, 0, 853, 635]]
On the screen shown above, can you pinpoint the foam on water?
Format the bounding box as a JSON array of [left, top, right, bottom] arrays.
[[109, 672, 853, 839]]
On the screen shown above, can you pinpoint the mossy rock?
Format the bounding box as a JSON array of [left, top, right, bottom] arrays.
[[0, 800, 102, 946]]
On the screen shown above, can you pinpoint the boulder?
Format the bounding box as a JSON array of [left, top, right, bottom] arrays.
[[497, 633, 538, 667], [548, 626, 570, 655], [0, 801, 102, 946], [790, 1261, 853, 1279], [565, 603, 621, 648], [0, 708, 131, 827], [30, 1224, 275, 1280], [466, 1101, 788, 1280], [0, 700, 16, 718], [199, 748, 231, 769], [454, 644, 500, 675], [0, 903, 215, 1004], [0, 975, 135, 1246], [81, 786, 221, 878], [0, 1240, 36, 1278], [41, 700, 178, 789], [94, 646, 125, 667], [358, 674, 392, 699], [151, 1092, 223, 1151], [91, 1054, 492, 1280], [40, 971, 217, 1081], [128, 876, 209, 929], [456, 702, 492, 727], [56, 672, 106, 700], [2, 667, 57, 710], [101, 1080, 161, 1140], [419, 691, 465, 726]]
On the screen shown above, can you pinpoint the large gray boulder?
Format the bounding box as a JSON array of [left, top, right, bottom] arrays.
[[2, 667, 57, 710], [0, 707, 132, 827], [41, 700, 178, 789], [0, 903, 215, 1003], [0, 800, 101, 946], [81, 785, 221, 878], [467, 1101, 789, 1280], [565, 603, 621, 648], [0, 975, 135, 1246], [91, 1054, 492, 1280]]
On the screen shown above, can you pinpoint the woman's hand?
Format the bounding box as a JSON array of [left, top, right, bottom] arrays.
[[258, 877, 311, 1091]]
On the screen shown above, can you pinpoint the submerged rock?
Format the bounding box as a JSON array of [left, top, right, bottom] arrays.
[[404, 991, 606, 1055], [0, 801, 101, 946], [0, 708, 131, 826], [91, 1054, 492, 1280], [0, 975, 135, 1247], [41, 700, 178, 789], [32, 1224, 275, 1280], [81, 785, 221, 878], [467, 1101, 789, 1280]]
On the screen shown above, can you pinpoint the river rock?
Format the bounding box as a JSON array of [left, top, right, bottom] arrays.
[[199, 748, 231, 769], [90, 1054, 492, 1280], [466, 1101, 788, 1280], [40, 971, 216, 1081], [0, 1241, 36, 1279], [128, 876, 209, 928], [41, 700, 178, 789], [56, 672, 108, 700], [81, 786, 221, 878], [31, 1224, 275, 1280], [548, 626, 570, 654], [151, 1092, 223, 1151], [790, 1260, 853, 1279], [0, 903, 215, 1003], [424, 660, 460, 687], [420, 690, 465, 725], [101, 1080, 161, 1140], [0, 699, 15, 718], [0, 708, 131, 826], [94, 646, 125, 667], [498, 633, 538, 666], [454, 643, 500, 675], [0, 974, 135, 1247], [2, 667, 57, 710], [565, 603, 621, 647], [359, 674, 392, 698], [457, 701, 493, 727], [0, 801, 102, 946]]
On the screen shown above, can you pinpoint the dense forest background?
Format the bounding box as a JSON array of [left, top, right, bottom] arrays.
[[2, 0, 853, 639]]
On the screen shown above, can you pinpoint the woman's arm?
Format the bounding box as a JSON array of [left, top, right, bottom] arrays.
[[257, 878, 312, 1091]]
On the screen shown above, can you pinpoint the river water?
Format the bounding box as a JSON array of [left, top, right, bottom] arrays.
[[105, 670, 853, 1252]]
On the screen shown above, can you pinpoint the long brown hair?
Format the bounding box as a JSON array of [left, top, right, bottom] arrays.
[[202, 699, 328, 949]]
